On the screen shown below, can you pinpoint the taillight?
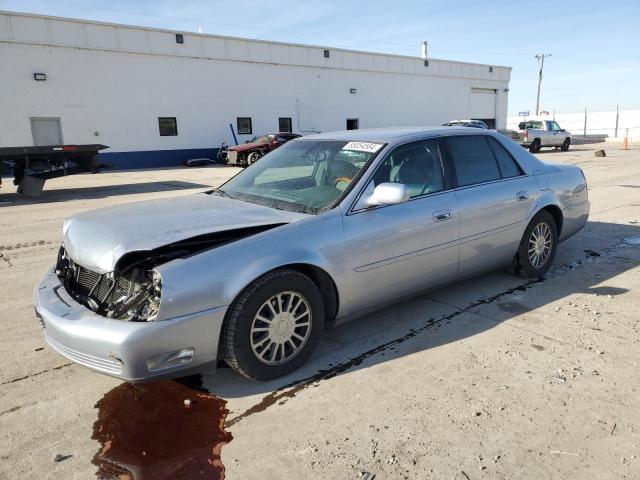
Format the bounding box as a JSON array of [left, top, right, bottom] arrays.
[[523, 130, 528, 139]]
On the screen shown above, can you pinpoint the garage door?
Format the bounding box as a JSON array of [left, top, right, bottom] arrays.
[[470, 88, 496, 128]]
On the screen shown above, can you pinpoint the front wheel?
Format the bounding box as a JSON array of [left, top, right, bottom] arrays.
[[247, 151, 262, 165], [222, 269, 324, 380], [560, 138, 571, 151], [514, 210, 558, 279]]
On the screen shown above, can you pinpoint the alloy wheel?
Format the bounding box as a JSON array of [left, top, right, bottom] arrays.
[[250, 291, 312, 365], [528, 222, 553, 268]]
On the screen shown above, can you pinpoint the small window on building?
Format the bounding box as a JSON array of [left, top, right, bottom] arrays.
[[346, 118, 359, 130], [175, 33, 184, 44], [158, 117, 177, 136], [237, 117, 252, 135], [278, 117, 293, 133]]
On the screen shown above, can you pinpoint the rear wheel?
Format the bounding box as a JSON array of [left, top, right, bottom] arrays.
[[529, 138, 541, 153], [222, 269, 324, 380], [560, 138, 571, 151], [513, 210, 558, 279]]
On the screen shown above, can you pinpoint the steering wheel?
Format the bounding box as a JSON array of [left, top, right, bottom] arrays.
[[329, 160, 358, 187], [334, 176, 352, 186]]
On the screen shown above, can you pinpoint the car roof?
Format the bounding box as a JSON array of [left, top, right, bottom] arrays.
[[302, 126, 489, 144]]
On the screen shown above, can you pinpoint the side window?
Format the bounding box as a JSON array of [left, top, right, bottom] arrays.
[[447, 135, 501, 187], [551, 121, 562, 131], [370, 139, 445, 198], [486, 137, 523, 178]]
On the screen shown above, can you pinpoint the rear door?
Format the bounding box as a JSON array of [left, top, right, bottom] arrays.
[[342, 138, 460, 312], [443, 134, 537, 277]]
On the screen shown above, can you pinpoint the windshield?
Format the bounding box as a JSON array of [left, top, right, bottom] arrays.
[[248, 135, 274, 144], [216, 139, 384, 214]]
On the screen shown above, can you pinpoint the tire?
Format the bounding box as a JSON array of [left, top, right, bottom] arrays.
[[560, 138, 570, 151], [247, 152, 262, 165], [222, 269, 324, 380], [529, 138, 541, 153], [514, 210, 558, 279]]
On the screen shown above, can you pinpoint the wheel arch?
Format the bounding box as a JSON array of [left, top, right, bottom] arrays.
[[535, 203, 563, 237], [216, 262, 340, 363]]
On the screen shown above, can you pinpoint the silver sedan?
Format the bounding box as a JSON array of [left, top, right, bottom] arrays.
[[34, 127, 589, 381]]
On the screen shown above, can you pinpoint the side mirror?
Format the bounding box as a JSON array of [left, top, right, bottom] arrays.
[[366, 183, 410, 207]]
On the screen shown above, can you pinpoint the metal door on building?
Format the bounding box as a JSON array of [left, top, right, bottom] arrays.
[[30, 117, 63, 146], [469, 88, 496, 129]]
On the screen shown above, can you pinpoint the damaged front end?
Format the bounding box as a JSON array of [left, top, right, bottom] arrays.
[[55, 224, 286, 322], [56, 247, 162, 322]]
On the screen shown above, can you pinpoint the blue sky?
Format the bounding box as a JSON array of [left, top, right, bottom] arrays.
[[2, 0, 638, 115]]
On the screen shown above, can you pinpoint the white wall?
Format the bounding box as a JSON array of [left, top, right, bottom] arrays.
[[0, 11, 511, 152]]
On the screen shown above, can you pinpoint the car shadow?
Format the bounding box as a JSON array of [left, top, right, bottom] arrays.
[[0, 180, 211, 205], [200, 220, 640, 403]]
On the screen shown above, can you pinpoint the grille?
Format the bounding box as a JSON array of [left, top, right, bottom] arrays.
[[73, 264, 133, 304]]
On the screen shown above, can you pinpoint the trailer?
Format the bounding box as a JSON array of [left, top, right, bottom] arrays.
[[0, 144, 109, 196]]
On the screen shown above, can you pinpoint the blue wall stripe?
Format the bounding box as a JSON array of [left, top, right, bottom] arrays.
[[100, 148, 220, 170]]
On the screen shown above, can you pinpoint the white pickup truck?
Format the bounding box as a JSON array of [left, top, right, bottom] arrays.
[[513, 120, 572, 153]]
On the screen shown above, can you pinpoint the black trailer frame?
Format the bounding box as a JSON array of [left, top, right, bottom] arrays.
[[0, 144, 109, 196]]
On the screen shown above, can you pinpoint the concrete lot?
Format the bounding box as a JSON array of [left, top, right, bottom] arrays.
[[1, 145, 639, 479]]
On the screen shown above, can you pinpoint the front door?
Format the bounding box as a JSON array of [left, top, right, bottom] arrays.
[[550, 121, 564, 145], [342, 138, 460, 313], [444, 134, 537, 277], [30, 117, 63, 146]]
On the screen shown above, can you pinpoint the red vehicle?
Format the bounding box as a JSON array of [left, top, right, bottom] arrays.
[[226, 132, 301, 166]]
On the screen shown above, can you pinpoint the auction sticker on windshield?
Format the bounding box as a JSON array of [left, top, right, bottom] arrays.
[[342, 141, 384, 153]]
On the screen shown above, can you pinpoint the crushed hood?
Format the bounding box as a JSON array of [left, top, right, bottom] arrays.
[[63, 193, 306, 273], [228, 141, 267, 152]]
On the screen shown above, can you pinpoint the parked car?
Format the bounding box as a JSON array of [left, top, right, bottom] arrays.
[[227, 133, 301, 166], [35, 127, 589, 382], [514, 120, 572, 153], [443, 120, 489, 129]]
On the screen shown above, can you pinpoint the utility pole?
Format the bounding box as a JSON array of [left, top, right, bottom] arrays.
[[535, 53, 551, 115]]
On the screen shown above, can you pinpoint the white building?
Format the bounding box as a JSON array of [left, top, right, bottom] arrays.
[[0, 10, 511, 168]]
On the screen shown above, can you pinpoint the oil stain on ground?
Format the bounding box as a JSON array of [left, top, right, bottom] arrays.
[[92, 376, 232, 480]]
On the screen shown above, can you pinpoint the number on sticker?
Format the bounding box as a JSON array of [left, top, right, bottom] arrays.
[[342, 142, 383, 153]]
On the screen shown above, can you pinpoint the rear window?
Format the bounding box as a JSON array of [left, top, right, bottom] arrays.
[[487, 137, 522, 178], [519, 121, 543, 129], [447, 136, 501, 187]]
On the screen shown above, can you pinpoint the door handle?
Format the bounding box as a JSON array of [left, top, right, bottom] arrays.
[[516, 191, 529, 201], [433, 210, 452, 221]]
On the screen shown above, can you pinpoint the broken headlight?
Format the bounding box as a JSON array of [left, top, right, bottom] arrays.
[[106, 269, 162, 322]]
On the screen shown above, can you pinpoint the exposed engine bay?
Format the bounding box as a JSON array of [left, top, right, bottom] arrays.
[[56, 247, 162, 322], [55, 224, 284, 321]]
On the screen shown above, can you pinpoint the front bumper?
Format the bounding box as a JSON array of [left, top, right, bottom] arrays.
[[227, 150, 239, 165], [34, 269, 228, 382]]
